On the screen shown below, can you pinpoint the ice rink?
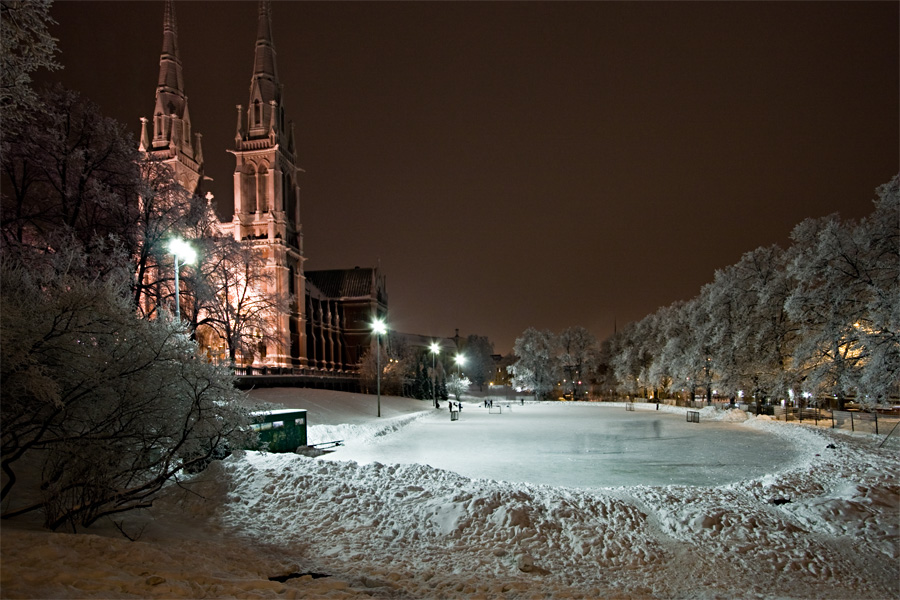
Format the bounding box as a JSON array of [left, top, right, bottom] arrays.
[[321, 402, 797, 488]]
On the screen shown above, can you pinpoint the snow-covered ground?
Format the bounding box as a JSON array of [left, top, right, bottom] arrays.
[[2, 389, 898, 599]]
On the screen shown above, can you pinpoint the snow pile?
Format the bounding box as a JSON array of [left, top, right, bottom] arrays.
[[2, 394, 898, 599], [307, 412, 427, 446]]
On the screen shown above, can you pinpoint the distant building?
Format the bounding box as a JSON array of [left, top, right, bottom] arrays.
[[139, 1, 384, 370], [305, 268, 387, 370]]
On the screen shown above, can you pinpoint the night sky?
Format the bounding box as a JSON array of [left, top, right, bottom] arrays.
[[43, 1, 898, 354]]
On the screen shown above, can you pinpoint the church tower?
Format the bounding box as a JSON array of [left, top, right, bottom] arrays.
[[224, 0, 306, 367], [139, 0, 204, 195]]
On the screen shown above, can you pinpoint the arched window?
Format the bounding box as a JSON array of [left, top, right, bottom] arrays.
[[242, 164, 257, 214], [257, 165, 268, 213], [253, 100, 261, 127]]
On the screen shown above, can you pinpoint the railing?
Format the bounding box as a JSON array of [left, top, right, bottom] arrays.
[[231, 365, 357, 378]]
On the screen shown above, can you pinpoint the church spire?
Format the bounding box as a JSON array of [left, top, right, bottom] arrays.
[[239, 0, 284, 143], [139, 0, 204, 195], [158, 0, 183, 97], [253, 0, 279, 96]]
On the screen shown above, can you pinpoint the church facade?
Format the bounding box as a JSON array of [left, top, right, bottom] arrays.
[[140, 0, 386, 370]]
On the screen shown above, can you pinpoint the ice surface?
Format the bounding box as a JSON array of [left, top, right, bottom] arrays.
[[320, 402, 796, 488]]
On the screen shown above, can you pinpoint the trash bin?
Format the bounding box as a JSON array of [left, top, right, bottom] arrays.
[[249, 409, 308, 451]]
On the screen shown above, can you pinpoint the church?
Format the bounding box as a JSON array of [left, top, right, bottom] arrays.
[[139, 0, 387, 371]]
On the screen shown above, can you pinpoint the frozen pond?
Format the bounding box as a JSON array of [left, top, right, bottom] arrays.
[[324, 403, 798, 488]]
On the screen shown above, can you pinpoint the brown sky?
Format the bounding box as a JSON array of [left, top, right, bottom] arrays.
[[45, 1, 899, 354]]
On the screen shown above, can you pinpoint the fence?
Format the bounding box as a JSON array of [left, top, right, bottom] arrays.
[[771, 407, 900, 444], [830, 410, 899, 436]]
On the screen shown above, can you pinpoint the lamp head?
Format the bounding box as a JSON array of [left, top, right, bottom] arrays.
[[168, 238, 197, 264], [371, 317, 387, 335]]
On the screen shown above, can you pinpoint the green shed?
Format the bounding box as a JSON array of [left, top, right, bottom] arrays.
[[249, 409, 308, 453]]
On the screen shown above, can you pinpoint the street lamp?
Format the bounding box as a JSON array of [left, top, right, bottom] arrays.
[[372, 317, 387, 417], [168, 237, 196, 322], [430, 341, 440, 408], [455, 353, 466, 375]]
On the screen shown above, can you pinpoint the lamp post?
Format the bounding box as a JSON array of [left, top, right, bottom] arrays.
[[372, 317, 387, 417], [430, 342, 440, 408], [455, 353, 465, 375], [168, 237, 197, 322]]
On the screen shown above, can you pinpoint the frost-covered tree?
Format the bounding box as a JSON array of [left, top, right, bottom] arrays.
[[603, 177, 898, 409], [131, 158, 220, 318], [644, 304, 680, 398], [358, 338, 407, 397], [0, 0, 61, 129], [557, 326, 599, 399], [853, 177, 900, 401], [786, 177, 900, 405], [731, 245, 799, 401], [0, 254, 252, 531], [610, 315, 661, 399], [446, 374, 471, 401], [1, 85, 141, 281], [191, 237, 289, 365], [508, 328, 558, 400]]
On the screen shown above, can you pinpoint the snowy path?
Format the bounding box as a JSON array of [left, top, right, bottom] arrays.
[[1, 394, 897, 599]]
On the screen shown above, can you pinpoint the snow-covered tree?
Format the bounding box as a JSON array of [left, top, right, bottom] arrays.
[[854, 177, 900, 401], [131, 158, 220, 318], [786, 177, 900, 405], [1, 85, 140, 280], [508, 328, 557, 400], [730, 245, 799, 402], [557, 326, 599, 399], [0, 253, 252, 531], [0, 0, 61, 129], [446, 374, 471, 401], [191, 237, 289, 365]]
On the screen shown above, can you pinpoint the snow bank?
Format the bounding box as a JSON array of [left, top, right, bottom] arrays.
[[2, 394, 897, 599], [307, 412, 427, 446]]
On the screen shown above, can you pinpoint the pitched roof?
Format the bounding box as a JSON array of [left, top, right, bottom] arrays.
[[306, 268, 375, 300]]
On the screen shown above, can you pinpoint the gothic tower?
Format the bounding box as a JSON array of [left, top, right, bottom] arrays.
[[224, 0, 306, 367], [139, 0, 204, 195]]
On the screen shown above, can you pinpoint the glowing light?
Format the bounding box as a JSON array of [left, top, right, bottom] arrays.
[[371, 317, 387, 335], [168, 237, 197, 264]]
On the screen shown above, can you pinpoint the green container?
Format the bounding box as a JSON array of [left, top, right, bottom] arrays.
[[249, 409, 308, 452]]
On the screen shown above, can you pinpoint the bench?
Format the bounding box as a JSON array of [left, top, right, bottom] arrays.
[[310, 440, 344, 449], [686, 411, 700, 423]]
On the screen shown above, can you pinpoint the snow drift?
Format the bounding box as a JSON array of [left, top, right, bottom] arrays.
[[1, 394, 897, 599]]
